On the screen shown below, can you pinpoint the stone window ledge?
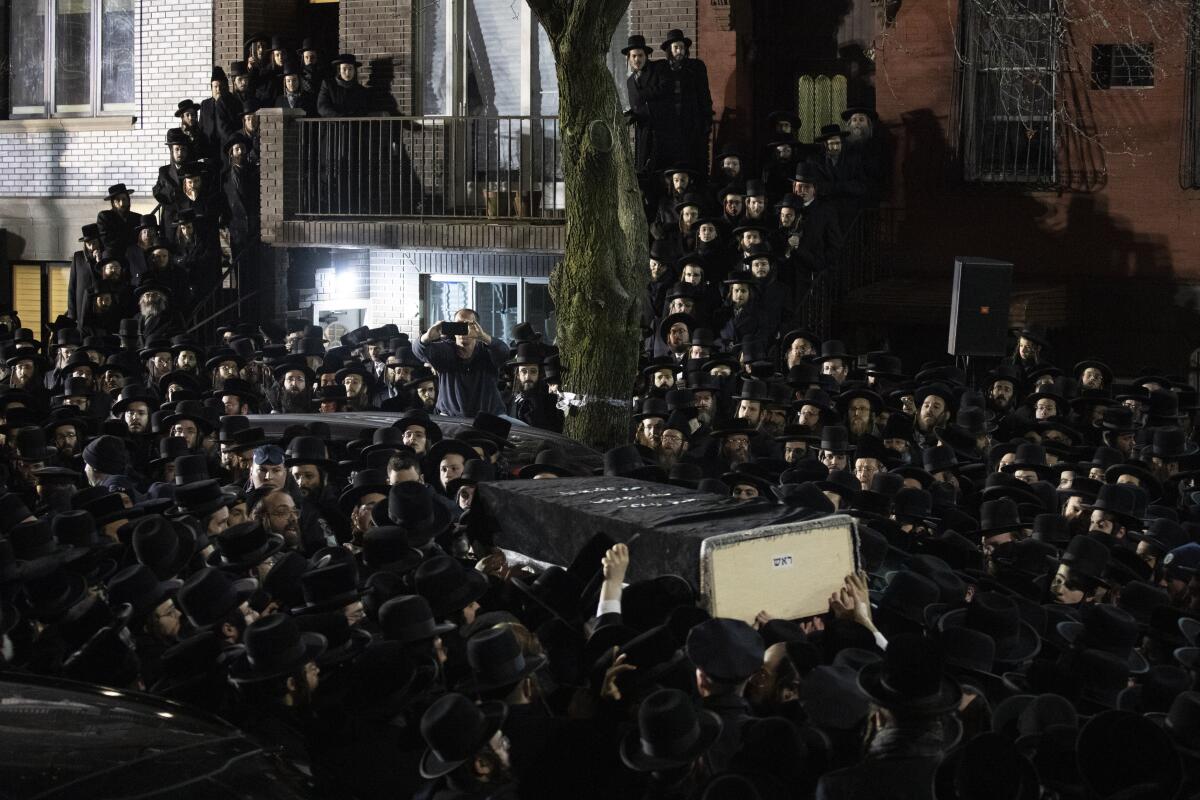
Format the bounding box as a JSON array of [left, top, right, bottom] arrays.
[[0, 116, 137, 133]]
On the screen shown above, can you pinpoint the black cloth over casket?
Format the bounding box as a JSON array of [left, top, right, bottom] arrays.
[[477, 477, 817, 586]]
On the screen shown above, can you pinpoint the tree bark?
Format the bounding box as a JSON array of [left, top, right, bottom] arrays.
[[527, 0, 646, 450]]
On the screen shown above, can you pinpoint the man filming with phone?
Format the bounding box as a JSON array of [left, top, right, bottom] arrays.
[[412, 308, 511, 416]]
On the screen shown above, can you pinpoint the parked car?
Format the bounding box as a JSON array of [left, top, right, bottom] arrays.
[[248, 413, 602, 477], [0, 674, 318, 799]]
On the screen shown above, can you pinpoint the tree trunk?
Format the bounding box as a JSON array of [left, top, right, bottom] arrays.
[[527, 0, 646, 450]]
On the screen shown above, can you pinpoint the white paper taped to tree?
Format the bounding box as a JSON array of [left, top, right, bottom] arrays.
[[699, 514, 859, 624]]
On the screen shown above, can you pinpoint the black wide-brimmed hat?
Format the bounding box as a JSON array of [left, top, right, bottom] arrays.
[[858, 632, 963, 714], [293, 561, 360, 615], [1058, 604, 1150, 674], [207, 521, 284, 573], [460, 625, 548, 694], [130, 514, 197, 581], [175, 566, 256, 628], [818, 425, 854, 454], [168, 479, 235, 520], [620, 688, 722, 772], [104, 183, 134, 200], [330, 53, 362, 67], [379, 594, 456, 643], [383, 482, 452, 547], [621, 34, 654, 56], [106, 564, 182, 617], [419, 693, 508, 779], [938, 591, 1042, 664], [337, 468, 389, 513], [228, 613, 327, 684], [414, 555, 488, 620]]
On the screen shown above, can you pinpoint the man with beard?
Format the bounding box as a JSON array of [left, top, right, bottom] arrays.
[[623, 34, 665, 180], [505, 345, 560, 431], [336, 364, 376, 412], [69, 224, 103, 324], [839, 387, 882, 444], [97, 183, 138, 253], [285, 435, 347, 544], [7, 352, 47, 405], [139, 337, 174, 390], [406, 367, 439, 413], [710, 419, 753, 474], [692, 378, 721, 429], [789, 163, 843, 275], [781, 328, 820, 371], [985, 365, 1021, 418], [135, 283, 184, 340], [250, 447, 335, 554], [657, 28, 712, 172], [776, 425, 817, 466], [841, 105, 886, 195], [813, 340, 853, 387], [914, 383, 955, 447], [656, 412, 692, 471], [45, 417, 85, 464], [1074, 359, 1113, 392], [222, 132, 261, 263], [270, 364, 314, 414], [655, 312, 694, 364], [208, 350, 244, 393], [155, 129, 192, 230], [216, 378, 258, 416], [200, 66, 241, 146]]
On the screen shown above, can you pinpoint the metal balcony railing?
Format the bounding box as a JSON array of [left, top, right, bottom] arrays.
[[294, 116, 564, 220]]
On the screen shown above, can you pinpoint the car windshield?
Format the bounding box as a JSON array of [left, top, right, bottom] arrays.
[[0, 680, 312, 800]]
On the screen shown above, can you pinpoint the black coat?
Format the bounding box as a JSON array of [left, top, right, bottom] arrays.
[[274, 90, 317, 117], [67, 250, 99, 324], [222, 163, 261, 257], [153, 163, 183, 209], [96, 209, 137, 254], [180, 125, 216, 161], [626, 64, 667, 174], [656, 58, 713, 171], [199, 95, 240, 147], [318, 78, 369, 117], [792, 197, 843, 274]]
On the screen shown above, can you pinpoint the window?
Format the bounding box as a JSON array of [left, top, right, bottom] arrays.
[[424, 275, 554, 341], [12, 261, 69, 335], [1184, 15, 1200, 188], [5, 0, 133, 118], [1091, 44, 1154, 89], [957, 0, 1058, 185], [417, 0, 628, 116]]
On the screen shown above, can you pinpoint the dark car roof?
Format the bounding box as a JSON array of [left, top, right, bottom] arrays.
[[0, 674, 315, 800], [248, 412, 602, 475]]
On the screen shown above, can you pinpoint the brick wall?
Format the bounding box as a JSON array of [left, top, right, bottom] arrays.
[[340, 0, 414, 115], [214, 0, 305, 73], [630, 0, 698, 59], [0, 0, 212, 260]]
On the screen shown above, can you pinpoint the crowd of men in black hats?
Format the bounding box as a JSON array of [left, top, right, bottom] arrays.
[[70, 34, 378, 340], [6, 24, 1200, 800]]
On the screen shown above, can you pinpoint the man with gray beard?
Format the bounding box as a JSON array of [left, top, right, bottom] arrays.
[[135, 284, 185, 339], [841, 105, 886, 197], [656, 412, 691, 471]]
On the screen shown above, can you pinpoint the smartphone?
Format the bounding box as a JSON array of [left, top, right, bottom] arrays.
[[442, 321, 469, 336]]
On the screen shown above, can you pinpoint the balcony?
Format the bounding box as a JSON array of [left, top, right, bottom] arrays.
[[259, 109, 566, 252]]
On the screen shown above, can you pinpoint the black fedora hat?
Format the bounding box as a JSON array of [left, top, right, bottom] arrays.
[[227, 613, 327, 684], [1058, 534, 1110, 584], [283, 434, 331, 468], [207, 521, 284, 573], [379, 594, 455, 643], [818, 425, 854, 454], [414, 555, 488, 620], [338, 468, 389, 513], [130, 514, 197, 581], [1058, 604, 1149, 674], [175, 566, 256, 628], [978, 498, 1024, 535], [106, 564, 181, 617], [938, 592, 1042, 664], [170, 476, 235, 519], [460, 625, 548, 694], [601, 443, 664, 481], [620, 688, 722, 772], [858, 633, 963, 715], [1082, 482, 1143, 528], [293, 561, 360, 615], [361, 526, 424, 573], [385, 482, 452, 547], [419, 693, 508, 779], [621, 34, 653, 55]]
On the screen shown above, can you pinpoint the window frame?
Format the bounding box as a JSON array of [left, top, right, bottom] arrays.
[[423, 274, 553, 339], [415, 0, 627, 117], [1091, 43, 1155, 90], [956, 0, 1060, 186], [7, 0, 134, 120]]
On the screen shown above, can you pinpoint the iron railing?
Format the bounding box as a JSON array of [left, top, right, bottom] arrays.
[[188, 251, 257, 343], [294, 116, 564, 220], [793, 206, 901, 338]]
